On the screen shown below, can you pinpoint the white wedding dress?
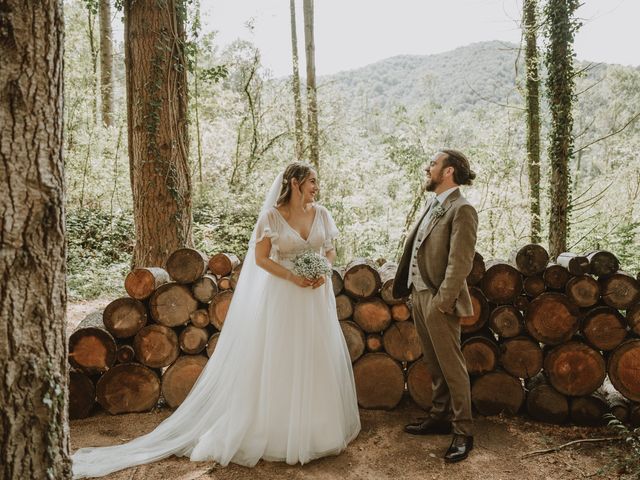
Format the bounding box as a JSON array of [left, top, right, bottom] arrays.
[[72, 179, 361, 478]]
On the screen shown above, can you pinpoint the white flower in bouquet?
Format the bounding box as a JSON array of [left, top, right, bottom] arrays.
[[292, 251, 332, 279]]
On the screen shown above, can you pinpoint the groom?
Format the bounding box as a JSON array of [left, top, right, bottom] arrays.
[[393, 149, 478, 463]]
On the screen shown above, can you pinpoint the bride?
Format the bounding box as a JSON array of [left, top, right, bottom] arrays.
[[72, 162, 361, 478]]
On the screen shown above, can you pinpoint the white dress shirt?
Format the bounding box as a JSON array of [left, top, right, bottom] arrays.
[[407, 187, 459, 291]]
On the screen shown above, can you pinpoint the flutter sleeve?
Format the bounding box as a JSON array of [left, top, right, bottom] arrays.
[[254, 208, 280, 255], [320, 206, 339, 253]]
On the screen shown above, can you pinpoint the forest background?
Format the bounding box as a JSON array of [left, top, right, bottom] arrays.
[[64, 0, 640, 301]]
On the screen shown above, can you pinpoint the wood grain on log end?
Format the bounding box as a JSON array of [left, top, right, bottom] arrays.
[[383, 321, 422, 362], [524, 293, 579, 345], [500, 336, 543, 379], [133, 325, 180, 368], [481, 263, 523, 304], [208, 290, 234, 330], [514, 244, 549, 277], [161, 355, 208, 408], [544, 341, 606, 396], [191, 274, 218, 303], [166, 248, 208, 283], [102, 297, 147, 338], [125, 267, 170, 300], [340, 320, 366, 363], [471, 371, 525, 416], [460, 287, 489, 334], [96, 363, 160, 414], [149, 282, 199, 327], [608, 339, 640, 402], [353, 298, 392, 333], [353, 353, 404, 409], [208, 252, 240, 277]]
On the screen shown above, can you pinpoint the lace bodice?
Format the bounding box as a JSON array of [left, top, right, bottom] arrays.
[[254, 205, 338, 267]]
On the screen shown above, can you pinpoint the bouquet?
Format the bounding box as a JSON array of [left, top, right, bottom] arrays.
[[292, 251, 332, 279]]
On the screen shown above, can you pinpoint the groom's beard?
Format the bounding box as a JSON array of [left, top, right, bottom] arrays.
[[425, 176, 439, 192]]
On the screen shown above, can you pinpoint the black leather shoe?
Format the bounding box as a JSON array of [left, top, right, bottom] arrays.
[[404, 417, 452, 435], [444, 434, 474, 463]]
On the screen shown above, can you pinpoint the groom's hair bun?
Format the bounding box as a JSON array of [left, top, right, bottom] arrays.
[[440, 149, 476, 186], [277, 162, 315, 205]]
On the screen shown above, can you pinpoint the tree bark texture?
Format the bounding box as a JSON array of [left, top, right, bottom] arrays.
[[124, 0, 193, 268], [544, 0, 580, 257], [523, 0, 541, 243], [99, 0, 114, 126], [303, 0, 319, 170], [0, 1, 72, 477], [289, 0, 305, 161]]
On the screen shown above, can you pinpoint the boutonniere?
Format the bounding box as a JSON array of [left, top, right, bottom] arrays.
[[431, 204, 445, 221]]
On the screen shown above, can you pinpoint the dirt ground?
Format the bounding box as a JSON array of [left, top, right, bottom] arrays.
[[68, 300, 629, 480]]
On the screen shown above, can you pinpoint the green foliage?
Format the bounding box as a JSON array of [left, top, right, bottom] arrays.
[[66, 209, 134, 300], [603, 414, 640, 479], [192, 200, 258, 258], [200, 65, 229, 84]]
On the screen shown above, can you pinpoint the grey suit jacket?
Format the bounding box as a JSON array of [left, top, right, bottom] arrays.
[[393, 188, 478, 317]]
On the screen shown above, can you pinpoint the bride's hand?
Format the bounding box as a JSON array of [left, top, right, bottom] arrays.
[[290, 273, 313, 288], [311, 276, 325, 289]]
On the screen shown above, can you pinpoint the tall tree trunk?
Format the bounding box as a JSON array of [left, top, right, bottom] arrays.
[[290, 0, 305, 161], [523, 0, 541, 244], [87, 4, 98, 124], [124, 0, 193, 267], [544, 0, 580, 258], [0, 2, 71, 479], [303, 0, 319, 171], [99, 0, 114, 127]]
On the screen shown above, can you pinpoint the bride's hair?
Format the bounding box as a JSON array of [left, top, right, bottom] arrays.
[[276, 162, 315, 205]]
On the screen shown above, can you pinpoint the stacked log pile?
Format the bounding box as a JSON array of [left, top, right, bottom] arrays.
[[68, 249, 241, 419], [337, 246, 640, 427], [69, 244, 640, 429]]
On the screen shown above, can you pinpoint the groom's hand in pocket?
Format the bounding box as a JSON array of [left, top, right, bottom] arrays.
[[311, 276, 326, 289]]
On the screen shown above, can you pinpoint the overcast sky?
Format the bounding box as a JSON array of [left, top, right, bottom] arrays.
[[201, 0, 639, 77]]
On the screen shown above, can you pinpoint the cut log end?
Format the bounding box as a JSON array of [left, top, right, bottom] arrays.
[[340, 321, 365, 363], [96, 363, 161, 415], [343, 258, 382, 299], [472, 371, 525, 416], [124, 267, 170, 300], [500, 336, 543, 379], [353, 298, 392, 333], [544, 341, 606, 397], [102, 297, 147, 338], [353, 353, 404, 409], [383, 321, 422, 362], [208, 290, 234, 330], [166, 248, 208, 284], [161, 355, 208, 408], [208, 253, 240, 277]]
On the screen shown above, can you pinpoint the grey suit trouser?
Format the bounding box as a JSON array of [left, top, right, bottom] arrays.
[[411, 287, 473, 436]]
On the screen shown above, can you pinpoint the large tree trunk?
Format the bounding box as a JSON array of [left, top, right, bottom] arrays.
[[523, 0, 542, 243], [544, 0, 580, 257], [303, 0, 319, 171], [99, 0, 114, 127], [0, 2, 72, 478], [290, 0, 305, 160], [124, 0, 193, 267]]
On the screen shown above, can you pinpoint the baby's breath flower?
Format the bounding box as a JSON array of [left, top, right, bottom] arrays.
[[292, 251, 332, 279]]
